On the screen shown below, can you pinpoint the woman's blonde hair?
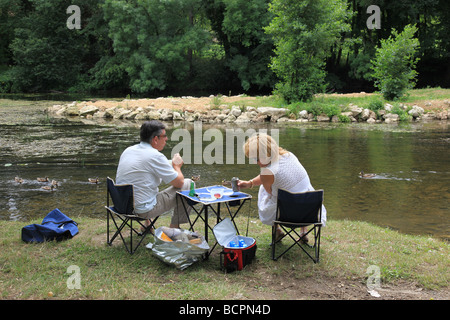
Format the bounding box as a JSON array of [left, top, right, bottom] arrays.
[[243, 133, 288, 165]]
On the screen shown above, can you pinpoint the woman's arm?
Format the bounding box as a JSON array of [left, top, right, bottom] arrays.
[[237, 176, 258, 190], [260, 168, 274, 194], [238, 170, 274, 194]]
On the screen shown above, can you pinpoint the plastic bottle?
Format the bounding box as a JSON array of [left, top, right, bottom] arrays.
[[238, 239, 247, 248], [229, 241, 238, 248], [189, 181, 195, 196]]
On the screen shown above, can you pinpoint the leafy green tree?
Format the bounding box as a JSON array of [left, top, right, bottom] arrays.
[[370, 24, 420, 100], [217, 0, 275, 91], [343, 0, 450, 91], [78, 1, 127, 92], [265, 0, 350, 103], [0, 0, 33, 92], [3, 0, 448, 95], [9, 0, 84, 91], [8, 0, 107, 92], [103, 0, 209, 94], [0, 0, 31, 66]]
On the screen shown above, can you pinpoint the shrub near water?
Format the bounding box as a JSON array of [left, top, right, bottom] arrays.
[[371, 24, 420, 101], [390, 103, 413, 122]]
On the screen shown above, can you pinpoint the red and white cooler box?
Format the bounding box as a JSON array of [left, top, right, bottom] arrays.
[[213, 218, 257, 272]]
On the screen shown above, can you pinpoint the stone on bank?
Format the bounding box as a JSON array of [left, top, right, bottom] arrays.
[[45, 98, 448, 124]]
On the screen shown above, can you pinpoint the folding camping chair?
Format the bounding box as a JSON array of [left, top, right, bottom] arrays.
[[105, 177, 158, 254], [271, 189, 324, 263]]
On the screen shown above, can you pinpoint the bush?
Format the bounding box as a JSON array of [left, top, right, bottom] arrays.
[[391, 104, 412, 122], [322, 104, 341, 117], [305, 102, 341, 117], [365, 99, 384, 119], [371, 24, 420, 101], [367, 99, 384, 112], [338, 114, 351, 123]]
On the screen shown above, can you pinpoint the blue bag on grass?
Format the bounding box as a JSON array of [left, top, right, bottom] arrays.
[[21, 208, 79, 243]]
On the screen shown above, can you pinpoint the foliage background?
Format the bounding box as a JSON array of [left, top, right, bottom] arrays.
[[0, 0, 449, 97]]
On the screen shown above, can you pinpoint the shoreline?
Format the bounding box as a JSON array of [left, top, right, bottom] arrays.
[[45, 94, 450, 125]]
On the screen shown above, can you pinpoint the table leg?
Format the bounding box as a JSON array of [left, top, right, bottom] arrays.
[[204, 205, 208, 242], [217, 203, 221, 224]]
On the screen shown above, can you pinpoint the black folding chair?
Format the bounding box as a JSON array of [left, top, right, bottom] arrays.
[[105, 177, 158, 254], [272, 189, 324, 263]]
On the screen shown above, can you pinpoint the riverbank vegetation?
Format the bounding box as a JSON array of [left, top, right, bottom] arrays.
[[0, 215, 448, 300], [226, 88, 450, 119], [43, 87, 450, 125]]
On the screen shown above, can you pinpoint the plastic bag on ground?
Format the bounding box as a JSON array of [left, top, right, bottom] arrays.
[[146, 227, 209, 270]]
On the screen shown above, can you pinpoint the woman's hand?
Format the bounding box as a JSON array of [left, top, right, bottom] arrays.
[[237, 180, 253, 189]]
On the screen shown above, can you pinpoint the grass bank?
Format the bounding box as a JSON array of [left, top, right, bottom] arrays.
[[225, 87, 450, 119], [0, 215, 448, 300]]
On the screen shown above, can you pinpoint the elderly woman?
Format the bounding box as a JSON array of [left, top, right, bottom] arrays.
[[238, 133, 326, 241]]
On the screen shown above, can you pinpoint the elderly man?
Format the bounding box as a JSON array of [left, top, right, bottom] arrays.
[[116, 120, 192, 228]]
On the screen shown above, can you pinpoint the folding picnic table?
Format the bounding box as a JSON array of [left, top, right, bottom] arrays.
[[176, 185, 252, 255]]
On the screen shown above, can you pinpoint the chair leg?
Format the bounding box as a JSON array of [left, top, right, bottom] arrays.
[[107, 211, 124, 245], [314, 226, 321, 263], [271, 225, 321, 263], [107, 210, 110, 244], [106, 210, 125, 246], [107, 213, 137, 254], [302, 225, 321, 263], [109, 215, 127, 245], [128, 218, 150, 255], [129, 217, 159, 254], [130, 219, 134, 254], [271, 224, 276, 260], [106, 210, 159, 255]]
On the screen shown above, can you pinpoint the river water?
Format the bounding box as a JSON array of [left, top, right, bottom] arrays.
[[0, 99, 449, 241]]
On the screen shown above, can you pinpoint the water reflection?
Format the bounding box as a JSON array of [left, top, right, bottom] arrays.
[[0, 102, 448, 241]]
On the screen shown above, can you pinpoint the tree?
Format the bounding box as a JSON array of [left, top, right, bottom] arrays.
[[266, 0, 350, 102], [8, 0, 84, 91], [103, 0, 209, 94], [0, 0, 31, 66], [218, 0, 275, 91], [3, 0, 447, 95], [342, 0, 450, 91], [8, 0, 107, 93], [370, 24, 420, 100]]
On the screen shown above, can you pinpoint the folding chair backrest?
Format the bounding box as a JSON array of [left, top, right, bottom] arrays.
[[106, 177, 134, 215], [277, 189, 323, 225]]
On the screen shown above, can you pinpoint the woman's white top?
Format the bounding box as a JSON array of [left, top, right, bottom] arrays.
[[257, 152, 327, 226]]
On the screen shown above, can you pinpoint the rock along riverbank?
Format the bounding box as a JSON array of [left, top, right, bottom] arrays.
[[45, 95, 450, 124]]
